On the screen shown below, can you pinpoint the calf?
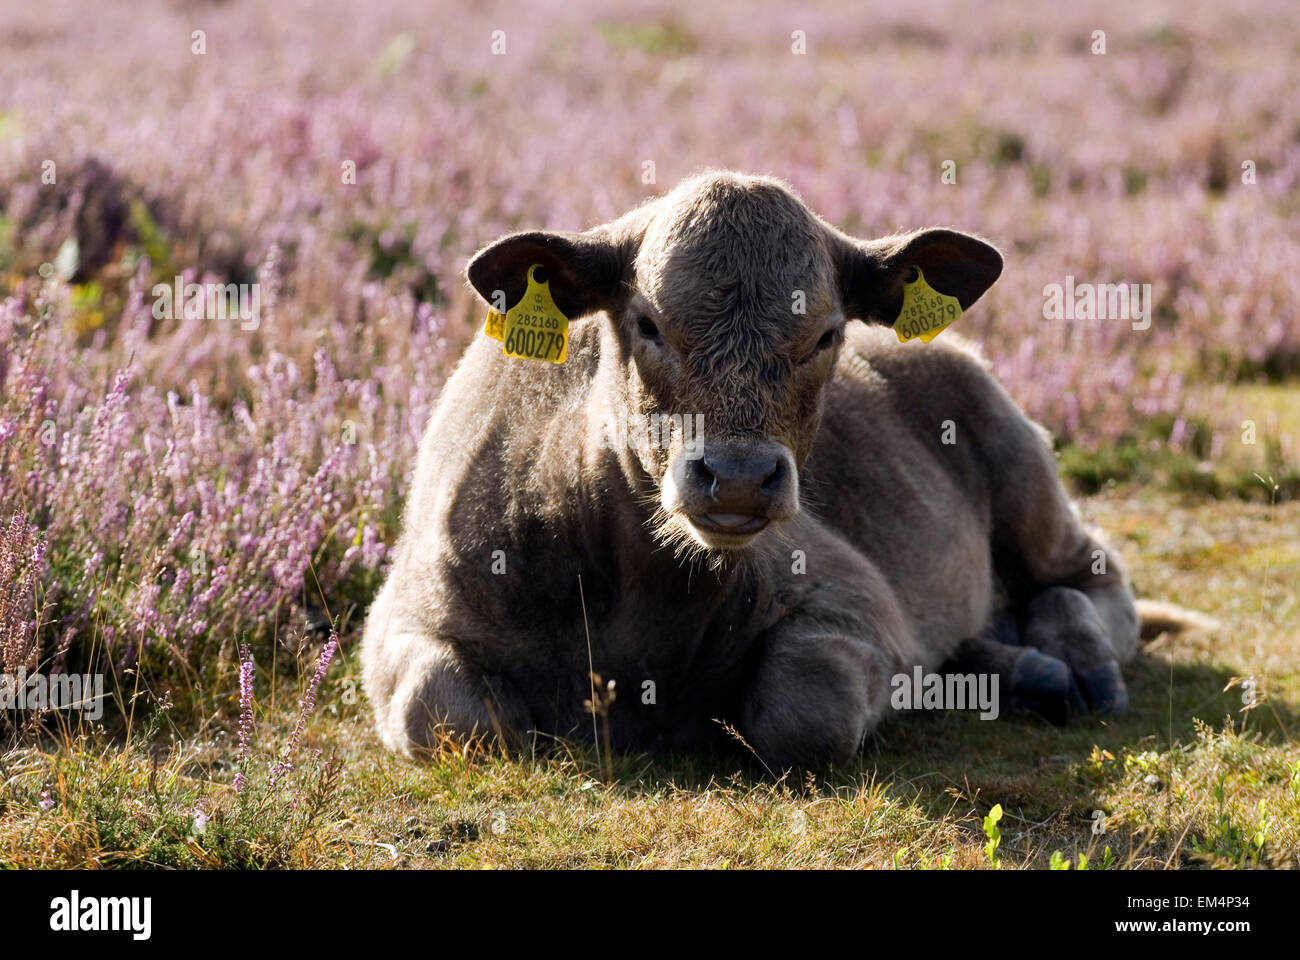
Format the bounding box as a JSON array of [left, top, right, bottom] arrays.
[[362, 171, 1154, 769]]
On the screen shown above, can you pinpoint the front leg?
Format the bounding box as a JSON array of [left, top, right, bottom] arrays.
[[362, 581, 534, 757], [739, 524, 915, 770]]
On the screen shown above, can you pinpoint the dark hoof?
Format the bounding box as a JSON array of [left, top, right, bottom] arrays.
[[1078, 660, 1128, 716], [1010, 649, 1081, 725]]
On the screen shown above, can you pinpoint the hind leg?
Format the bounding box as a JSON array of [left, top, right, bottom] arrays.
[[986, 437, 1138, 717], [988, 458, 1139, 718], [956, 380, 1141, 720], [951, 585, 1128, 724], [948, 628, 1083, 725], [1019, 586, 1129, 715]]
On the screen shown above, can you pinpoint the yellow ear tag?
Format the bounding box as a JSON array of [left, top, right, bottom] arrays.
[[501, 264, 569, 363], [893, 267, 962, 343], [484, 307, 505, 341]]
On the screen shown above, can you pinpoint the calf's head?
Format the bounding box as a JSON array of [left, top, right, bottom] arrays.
[[468, 172, 1001, 556]]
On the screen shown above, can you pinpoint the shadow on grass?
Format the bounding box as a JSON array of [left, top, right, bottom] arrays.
[[512, 652, 1296, 867], [582, 654, 1296, 811]]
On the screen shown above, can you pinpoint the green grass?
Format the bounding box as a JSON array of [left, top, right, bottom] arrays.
[[3, 486, 1297, 869], [1059, 387, 1300, 501]]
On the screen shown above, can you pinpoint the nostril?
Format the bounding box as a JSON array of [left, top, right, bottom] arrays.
[[686, 457, 718, 498], [759, 458, 785, 497]]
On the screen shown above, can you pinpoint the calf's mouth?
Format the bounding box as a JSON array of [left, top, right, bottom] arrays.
[[689, 512, 771, 540]]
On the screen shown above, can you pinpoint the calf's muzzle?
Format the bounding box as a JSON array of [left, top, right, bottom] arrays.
[[674, 438, 798, 542]]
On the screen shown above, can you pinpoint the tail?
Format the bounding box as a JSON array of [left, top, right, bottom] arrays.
[[1135, 599, 1220, 641]]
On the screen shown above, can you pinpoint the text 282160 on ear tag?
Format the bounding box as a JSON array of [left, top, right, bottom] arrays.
[[893, 267, 962, 344], [502, 265, 568, 363]]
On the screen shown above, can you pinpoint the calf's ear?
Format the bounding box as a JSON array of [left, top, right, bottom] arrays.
[[467, 231, 620, 320], [467, 207, 653, 320], [828, 226, 1003, 326]]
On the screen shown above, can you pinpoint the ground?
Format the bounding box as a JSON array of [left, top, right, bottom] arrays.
[[3, 486, 1296, 870]]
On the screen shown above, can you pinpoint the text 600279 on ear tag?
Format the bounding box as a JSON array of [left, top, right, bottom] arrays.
[[501, 264, 568, 363], [894, 267, 962, 344]]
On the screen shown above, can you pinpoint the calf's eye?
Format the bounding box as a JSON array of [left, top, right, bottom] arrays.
[[799, 326, 842, 365], [636, 316, 661, 341]]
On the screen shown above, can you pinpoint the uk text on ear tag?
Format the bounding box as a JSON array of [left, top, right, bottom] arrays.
[[502, 264, 568, 362], [484, 308, 504, 341], [894, 267, 962, 344]]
